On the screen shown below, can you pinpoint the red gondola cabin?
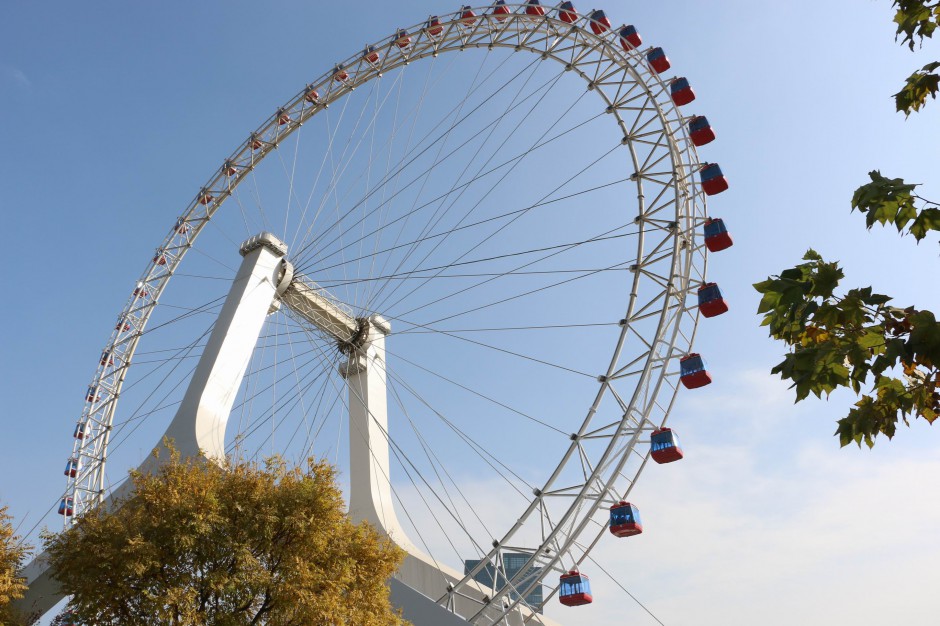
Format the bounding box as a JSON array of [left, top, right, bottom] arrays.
[[703, 217, 733, 252], [73, 422, 86, 439], [609, 501, 643, 537], [304, 86, 320, 103], [395, 29, 412, 48], [223, 160, 238, 176], [680, 353, 712, 389], [175, 217, 189, 234], [86, 386, 100, 403], [688, 115, 715, 147], [651, 427, 684, 463], [491, 1, 511, 20], [526, 0, 545, 17], [558, 1, 578, 23], [589, 10, 611, 34], [100, 350, 113, 367], [276, 109, 290, 125], [426, 16, 443, 36], [670, 77, 695, 106], [58, 497, 74, 516], [116, 316, 131, 332], [198, 190, 214, 205], [619, 25, 641, 50], [700, 163, 728, 196], [697, 282, 728, 318], [646, 47, 670, 74], [363, 46, 380, 64], [64, 457, 79, 478], [333, 64, 349, 82], [460, 6, 478, 26], [559, 570, 593, 606]]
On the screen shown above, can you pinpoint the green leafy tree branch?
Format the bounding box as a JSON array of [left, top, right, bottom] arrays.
[[755, 1, 940, 447]]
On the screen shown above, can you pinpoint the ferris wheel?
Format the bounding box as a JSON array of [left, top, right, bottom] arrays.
[[40, 3, 732, 624]]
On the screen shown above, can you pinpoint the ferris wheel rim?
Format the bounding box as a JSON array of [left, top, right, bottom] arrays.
[[65, 4, 710, 622]]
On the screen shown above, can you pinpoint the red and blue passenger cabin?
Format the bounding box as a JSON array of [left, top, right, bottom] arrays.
[[395, 29, 412, 48], [680, 353, 712, 389], [73, 423, 86, 439], [492, 0, 511, 20], [646, 47, 671, 74], [609, 501, 643, 537], [64, 457, 79, 478], [651, 427, 684, 464], [558, 1, 578, 23], [670, 77, 695, 106], [525, 0, 545, 17], [688, 115, 715, 146], [589, 10, 611, 34], [703, 217, 733, 252], [697, 282, 728, 318], [363, 45, 380, 63], [699, 163, 728, 196], [619, 25, 641, 50], [559, 570, 593, 606], [58, 497, 74, 516], [460, 5, 478, 26], [426, 16, 443, 36]]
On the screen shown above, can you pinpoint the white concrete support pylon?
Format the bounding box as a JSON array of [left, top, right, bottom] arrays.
[[339, 315, 419, 552], [147, 232, 290, 468]]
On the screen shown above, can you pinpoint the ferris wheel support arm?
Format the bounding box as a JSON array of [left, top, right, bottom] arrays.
[[147, 232, 290, 467]]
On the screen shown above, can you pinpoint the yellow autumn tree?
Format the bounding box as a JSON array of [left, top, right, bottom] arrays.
[[0, 504, 29, 626], [43, 450, 407, 626]]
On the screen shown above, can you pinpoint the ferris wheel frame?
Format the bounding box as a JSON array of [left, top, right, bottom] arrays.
[[59, 4, 712, 624]]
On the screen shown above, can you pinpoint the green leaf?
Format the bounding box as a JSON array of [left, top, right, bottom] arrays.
[[894, 61, 940, 115]]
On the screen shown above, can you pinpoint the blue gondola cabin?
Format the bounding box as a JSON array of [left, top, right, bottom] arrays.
[[64, 457, 80, 478], [680, 353, 712, 389], [58, 497, 74, 516], [559, 570, 593, 606], [73, 422, 86, 439], [670, 77, 695, 106], [700, 163, 728, 196], [688, 115, 715, 146], [609, 501, 643, 537], [697, 282, 728, 318], [619, 25, 641, 50], [589, 10, 611, 34], [646, 47, 670, 74], [703, 217, 733, 252], [86, 386, 100, 403], [651, 427, 684, 463], [558, 1, 578, 23]]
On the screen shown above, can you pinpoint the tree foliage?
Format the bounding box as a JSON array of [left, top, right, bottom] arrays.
[[851, 170, 940, 241], [755, 1, 940, 447], [43, 450, 407, 626], [892, 0, 940, 113], [755, 251, 940, 447], [0, 505, 29, 626]]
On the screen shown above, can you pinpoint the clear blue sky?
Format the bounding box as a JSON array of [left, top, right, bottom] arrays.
[[2, 2, 939, 625]]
